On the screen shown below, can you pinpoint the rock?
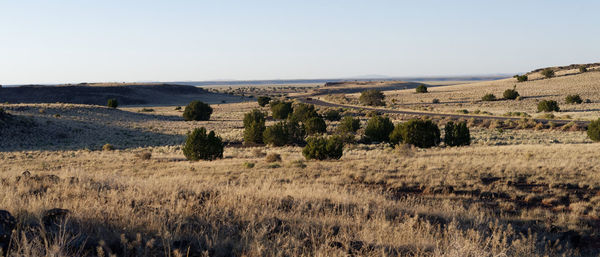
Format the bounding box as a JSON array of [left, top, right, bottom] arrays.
[[0, 210, 16, 253]]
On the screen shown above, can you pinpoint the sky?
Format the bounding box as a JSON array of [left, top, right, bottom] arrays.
[[1, 0, 599, 84]]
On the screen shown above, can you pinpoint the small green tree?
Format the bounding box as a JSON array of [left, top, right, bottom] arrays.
[[481, 94, 496, 101], [444, 121, 470, 146], [257, 96, 271, 107], [183, 101, 213, 121], [541, 68, 555, 79], [302, 135, 344, 160], [270, 101, 293, 120], [304, 116, 327, 135], [415, 85, 428, 93], [338, 116, 361, 134], [399, 119, 440, 148], [537, 100, 559, 112], [359, 90, 385, 106], [587, 119, 600, 141], [263, 121, 305, 146], [364, 115, 394, 142], [579, 66, 588, 73], [243, 109, 266, 145], [565, 94, 583, 104], [183, 127, 224, 161], [514, 75, 528, 82], [323, 109, 341, 121], [503, 86, 520, 100], [107, 98, 118, 108], [290, 103, 319, 122]]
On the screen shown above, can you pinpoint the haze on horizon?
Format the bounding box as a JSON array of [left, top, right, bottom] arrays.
[[1, 0, 599, 85]]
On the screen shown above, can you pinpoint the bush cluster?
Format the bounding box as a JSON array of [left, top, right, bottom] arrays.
[[183, 101, 213, 121], [514, 75, 528, 82], [537, 100, 559, 112], [270, 101, 293, 120], [541, 68, 555, 79], [503, 86, 520, 100], [302, 136, 344, 160], [263, 121, 305, 146], [257, 96, 271, 107], [243, 109, 266, 145], [107, 98, 118, 108], [444, 121, 470, 146], [579, 66, 588, 73], [183, 127, 224, 161], [359, 90, 385, 106], [364, 115, 394, 142], [481, 94, 496, 101], [415, 85, 428, 93], [396, 119, 440, 148], [338, 116, 361, 134], [323, 109, 341, 121], [565, 94, 583, 104], [290, 103, 319, 122], [587, 119, 600, 142], [304, 116, 327, 135]]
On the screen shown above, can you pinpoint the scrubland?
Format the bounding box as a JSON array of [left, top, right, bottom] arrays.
[[330, 67, 600, 121], [2, 71, 600, 256]]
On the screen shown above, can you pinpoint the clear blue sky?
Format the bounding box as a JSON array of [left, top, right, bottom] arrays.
[[1, 0, 599, 84]]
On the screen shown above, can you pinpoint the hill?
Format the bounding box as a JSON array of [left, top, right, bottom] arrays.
[[0, 83, 246, 106]]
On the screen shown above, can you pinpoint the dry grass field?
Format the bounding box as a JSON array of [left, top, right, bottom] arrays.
[[2, 68, 600, 256]]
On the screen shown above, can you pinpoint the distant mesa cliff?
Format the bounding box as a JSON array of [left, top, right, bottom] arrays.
[[0, 83, 214, 106]]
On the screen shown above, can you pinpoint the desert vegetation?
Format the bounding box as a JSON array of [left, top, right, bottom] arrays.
[[183, 101, 213, 121], [359, 89, 385, 106], [3, 65, 600, 256]]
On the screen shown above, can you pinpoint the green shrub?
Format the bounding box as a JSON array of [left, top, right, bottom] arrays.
[[364, 115, 394, 142], [565, 94, 583, 104], [257, 96, 271, 107], [263, 121, 305, 146], [107, 98, 118, 108], [270, 101, 293, 120], [587, 119, 600, 141], [537, 100, 560, 112], [481, 94, 496, 101], [514, 75, 528, 82], [323, 109, 341, 121], [415, 85, 428, 93], [304, 116, 327, 135], [389, 123, 404, 145], [290, 103, 319, 122], [302, 136, 344, 160], [503, 86, 520, 100], [397, 119, 440, 148], [338, 116, 361, 134], [432, 98, 440, 104], [183, 101, 213, 121], [243, 109, 266, 145], [359, 89, 385, 106], [183, 127, 224, 161], [444, 121, 470, 146], [102, 143, 115, 151], [541, 68, 555, 79], [580, 66, 588, 73]]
